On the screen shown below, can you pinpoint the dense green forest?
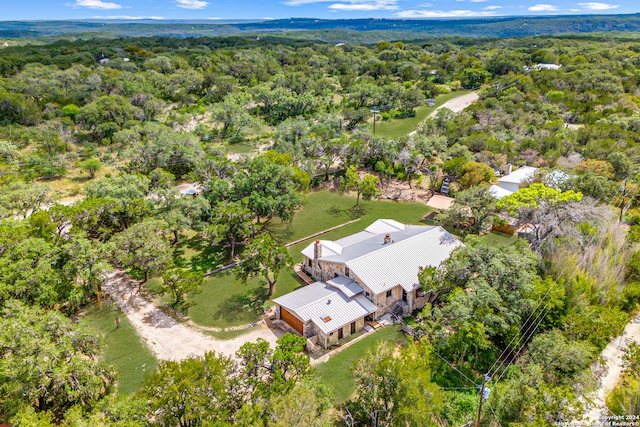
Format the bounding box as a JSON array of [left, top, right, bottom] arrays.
[[1, 30, 640, 426]]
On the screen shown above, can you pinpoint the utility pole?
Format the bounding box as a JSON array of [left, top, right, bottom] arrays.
[[475, 374, 488, 427], [370, 107, 380, 134], [620, 179, 628, 222]]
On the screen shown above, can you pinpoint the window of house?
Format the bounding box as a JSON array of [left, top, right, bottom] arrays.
[[345, 266, 350, 277], [386, 290, 392, 298], [365, 291, 371, 300]]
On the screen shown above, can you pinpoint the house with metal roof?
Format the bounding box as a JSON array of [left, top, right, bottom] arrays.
[[272, 278, 377, 349], [272, 220, 462, 345], [498, 165, 538, 193]]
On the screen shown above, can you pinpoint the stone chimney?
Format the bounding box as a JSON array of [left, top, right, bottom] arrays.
[[506, 163, 512, 175], [383, 234, 392, 244], [314, 240, 322, 259]]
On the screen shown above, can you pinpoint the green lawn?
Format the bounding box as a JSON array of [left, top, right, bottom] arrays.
[[187, 271, 266, 329], [82, 301, 158, 395], [314, 325, 408, 403], [479, 231, 518, 248], [373, 90, 472, 139]]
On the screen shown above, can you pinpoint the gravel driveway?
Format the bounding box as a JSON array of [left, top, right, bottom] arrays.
[[103, 271, 284, 361]]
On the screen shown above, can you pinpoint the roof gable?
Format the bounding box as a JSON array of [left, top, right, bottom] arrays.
[[273, 281, 377, 334]]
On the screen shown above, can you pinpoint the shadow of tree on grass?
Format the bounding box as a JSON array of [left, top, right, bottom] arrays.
[[210, 285, 268, 327]]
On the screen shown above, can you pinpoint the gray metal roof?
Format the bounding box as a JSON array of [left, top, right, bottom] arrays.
[[326, 275, 364, 298], [498, 166, 537, 184], [346, 226, 462, 295], [299, 219, 462, 296], [321, 225, 437, 264], [301, 219, 406, 260], [273, 282, 377, 335]]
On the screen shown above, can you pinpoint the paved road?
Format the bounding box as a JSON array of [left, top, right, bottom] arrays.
[[103, 271, 285, 361]]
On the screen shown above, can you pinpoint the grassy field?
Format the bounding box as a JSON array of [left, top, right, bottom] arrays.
[[187, 271, 266, 329], [479, 231, 518, 247], [314, 325, 408, 403], [372, 90, 472, 139], [82, 301, 158, 395], [186, 190, 432, 328]]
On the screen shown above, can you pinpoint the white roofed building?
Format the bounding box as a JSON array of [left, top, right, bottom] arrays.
[[489, 184, 513, 200], [284, 219, 460, 324], [274, 220, 461, 348], [272, 279, 377, 349], [497, 165, 537, 194]]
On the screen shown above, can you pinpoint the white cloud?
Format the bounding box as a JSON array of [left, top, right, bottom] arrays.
[[283, 0, 399, 12], [92, 15, 165, 19], [328, 1, 399, 11], [470, 0, 487, 3], [66, 0, 122, 10], [484, 5, 502, 10], [528, 3, 558, 11], [283, 0, 335, 4], [397, 8, 501, 17], [577, 2, 619, 10], [284, 0, 398, 10], [176, 0, 209, 9]]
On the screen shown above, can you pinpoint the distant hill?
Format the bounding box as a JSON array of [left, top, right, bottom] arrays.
[[2, 15, 640, 41]]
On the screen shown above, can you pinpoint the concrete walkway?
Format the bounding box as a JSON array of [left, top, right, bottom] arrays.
[[582, 313, 640, 421], [102, 271, 285, 361]]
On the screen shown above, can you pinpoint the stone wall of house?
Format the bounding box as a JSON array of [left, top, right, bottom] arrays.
[[302, 256, 346, 282], [412, 290, 429, 312], [371, 285, 404, 317], [317, 261, 345, 282], [303, 321, 315, 338], [315, 317, 366, 349]]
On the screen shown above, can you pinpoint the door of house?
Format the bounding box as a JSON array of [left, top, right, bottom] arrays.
[[350, 322, 356, 334], [402, 290, 407, 302], [338, 327, 343, 339]]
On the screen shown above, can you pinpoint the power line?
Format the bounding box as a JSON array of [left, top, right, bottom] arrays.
[[488, 403, 503, 427], [434, 350, 479, 388]]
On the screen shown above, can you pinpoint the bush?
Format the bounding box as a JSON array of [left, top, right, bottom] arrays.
[[621, 282, 640, 312], [628, 225, 640, 243]]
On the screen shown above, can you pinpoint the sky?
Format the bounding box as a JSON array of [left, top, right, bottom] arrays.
[[2, 0, 638, 21]]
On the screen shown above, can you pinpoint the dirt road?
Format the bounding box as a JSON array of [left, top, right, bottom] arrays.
[[102, 271, 285, 361], [428, 91, 479, 117], [583, 313, 640, 421]]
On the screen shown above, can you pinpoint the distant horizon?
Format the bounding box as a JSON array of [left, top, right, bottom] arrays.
[[3, 0, 639, 21], [2, 11, 640, 24]]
